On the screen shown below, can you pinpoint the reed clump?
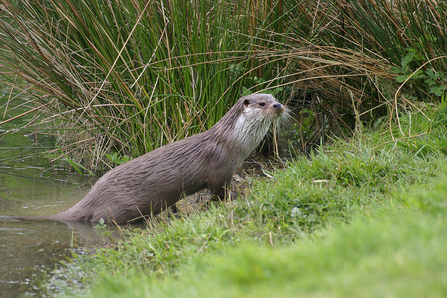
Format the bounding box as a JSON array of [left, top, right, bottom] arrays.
[[0, 0, 446, 169]]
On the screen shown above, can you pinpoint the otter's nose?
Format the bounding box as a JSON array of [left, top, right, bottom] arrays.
[[272, 103, 284, 114]]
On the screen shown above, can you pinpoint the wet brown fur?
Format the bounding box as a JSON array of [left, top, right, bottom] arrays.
[[21, 94, 285, 224]]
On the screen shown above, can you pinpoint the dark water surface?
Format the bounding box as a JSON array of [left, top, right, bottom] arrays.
[[0, 179, 102, 298], [0, 218, 108, 298], [0, 85, 116, 297]]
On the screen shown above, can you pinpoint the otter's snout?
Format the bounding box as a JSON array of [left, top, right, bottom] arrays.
[[271, 102, 285, 115]]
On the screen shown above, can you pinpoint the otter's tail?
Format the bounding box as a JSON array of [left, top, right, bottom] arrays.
[[0, 215, 57, 222]]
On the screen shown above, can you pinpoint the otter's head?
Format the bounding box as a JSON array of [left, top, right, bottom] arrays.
[[239, 93, 285, 122], [227, 93, 285, 155]]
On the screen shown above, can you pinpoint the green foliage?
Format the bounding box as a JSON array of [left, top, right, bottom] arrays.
[[391, 48, 426, 83], [105, 153, 132, 166], [391, 48, 447, 98]]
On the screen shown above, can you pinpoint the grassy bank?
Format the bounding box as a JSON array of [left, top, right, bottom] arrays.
[[80, 202, 447, 297], [49, 103, 447, 297]]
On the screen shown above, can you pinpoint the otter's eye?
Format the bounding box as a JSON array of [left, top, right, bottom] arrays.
[[259, 102, 265, 106]]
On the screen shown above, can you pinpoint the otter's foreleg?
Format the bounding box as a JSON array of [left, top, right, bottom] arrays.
[[208, 174, 235, 201]]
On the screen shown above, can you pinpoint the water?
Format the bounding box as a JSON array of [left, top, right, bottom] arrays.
[[0, 85, 113, 297]]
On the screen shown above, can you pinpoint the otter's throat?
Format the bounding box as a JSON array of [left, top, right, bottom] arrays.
[[231, 112, 276, 156]]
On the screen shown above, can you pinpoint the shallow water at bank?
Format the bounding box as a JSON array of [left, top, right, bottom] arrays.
[[1, 217, 101, 297], [0, 85, 114, 297], [0, 139, 97, 297]]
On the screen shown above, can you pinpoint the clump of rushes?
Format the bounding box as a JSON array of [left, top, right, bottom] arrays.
[[1, 0, 446, 170], [0, 0, 286, 169]]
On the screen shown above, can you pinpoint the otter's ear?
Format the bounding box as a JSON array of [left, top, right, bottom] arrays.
[[243, 99, 250, 106]]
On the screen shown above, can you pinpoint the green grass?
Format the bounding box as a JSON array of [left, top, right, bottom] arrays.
[[88, 207, 447, 298], [46, 104, 447, 297]]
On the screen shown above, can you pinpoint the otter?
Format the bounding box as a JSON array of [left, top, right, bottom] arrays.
[[16, 94, 286, 224]]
